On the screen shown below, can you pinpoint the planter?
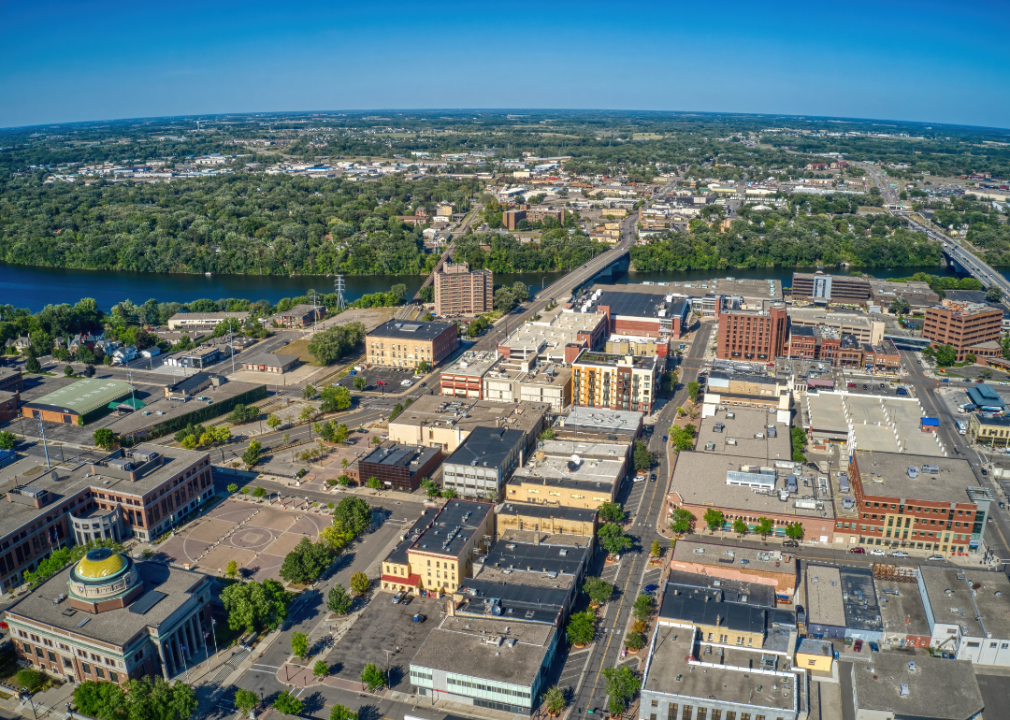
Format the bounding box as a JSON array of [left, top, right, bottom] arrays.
[[626, 647, 640, 654], [573, 643, 586, 649]]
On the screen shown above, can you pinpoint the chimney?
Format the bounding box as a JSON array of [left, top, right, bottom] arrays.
[[716, 614, 722, 627]]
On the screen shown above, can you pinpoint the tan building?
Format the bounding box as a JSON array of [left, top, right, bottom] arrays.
[[923, 299, 1003, 361], [786, 308, 886, 346], [481, 355, 572, 412], [669, 540, 797, 603], [572, 350, 660, 414], [387, 395, 549, 453], [365, 319, 459, 369], [433, 262, 493, 316], [796, 638, 833, 674], [506, 439, 629, 509], [380, 500, 494, 595], [495, 502, 597, 538]]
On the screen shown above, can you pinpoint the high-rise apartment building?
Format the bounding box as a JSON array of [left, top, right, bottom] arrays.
[[715, 303, 788, 361], [433, 262, 493, 316], [571, 350, 659, 414]]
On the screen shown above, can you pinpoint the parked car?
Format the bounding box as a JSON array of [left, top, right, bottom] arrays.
[[869, 549, 886, 556], [392, 592, 404, 604], [633, 474, 646, 483], [869, 641, 879, 653], [854, 639, 863, 652], [927, 555, 944, 561], [847, 382, 856, 388], [783, 540, 799, 548], [862, 384, 868, 390], [644, 584, 659, 592], [891, 551, 909, 558], [849, 547, 866, 554], [400, 379, 413, 387]]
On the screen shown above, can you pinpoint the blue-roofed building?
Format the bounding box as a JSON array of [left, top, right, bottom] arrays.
[[967, 383, 1006, 412]]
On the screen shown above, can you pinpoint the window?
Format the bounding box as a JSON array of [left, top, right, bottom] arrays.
[[63, 658, 73, 669], [96, 667, 105, 679], [82, 663, 91, 674], [668, 703, 679, 720], [109, 672, 119, 683]]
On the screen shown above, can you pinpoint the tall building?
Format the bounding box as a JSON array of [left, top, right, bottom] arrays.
[[501, 205, 566, 231], [572, 350, 660, 414], [922, 299, 1003, 361], [715, 303, 788, 361], [365, 319, 459, 368], [791, 272, 871, 304], [434, 262, 493, 316]]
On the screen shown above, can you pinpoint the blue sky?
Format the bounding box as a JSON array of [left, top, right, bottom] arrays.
[[3, 0, 1009, 130]]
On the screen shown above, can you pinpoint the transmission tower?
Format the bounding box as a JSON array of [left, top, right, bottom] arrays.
[[333, 275, 347, 312]]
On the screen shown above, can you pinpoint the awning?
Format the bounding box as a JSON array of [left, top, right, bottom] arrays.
[[109, 398, 145, 411]]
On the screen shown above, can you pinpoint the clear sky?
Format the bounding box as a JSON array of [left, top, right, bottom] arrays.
[[3, 0, 1008, 130]]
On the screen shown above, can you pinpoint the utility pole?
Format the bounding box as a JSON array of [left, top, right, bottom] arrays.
[[229, 326, 236, 374], [38, 418, 50, 469]]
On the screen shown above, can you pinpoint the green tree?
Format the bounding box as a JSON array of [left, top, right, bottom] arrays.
[[122, 675, 197, 720], [327, 584, 353, 614], [221, 579, 290, 633], [790, 426, 808, 463], [598, 501, 625, 524], [890, 296, 911, 315], [755, 517, 775, 539], [290, 631, 309, 660], [583, 576, 614, 605], [987, 286, 1003, 303], [350, 571, 371, 596], [334, 496, 373, 536], [539, 427, 556, 441], [252, 486, 267, 498], [334, 423, 349, 443], [566, 610, 596, 646], [273, 691, 304, 716], [598, 523, 632, 557], [227, 483, 238, 493], [651, 539, 662, 557], [624, 631, 646, 651], [785, 522, 804, 541], [64, 364, 74, 376], [353, 375, 367, 391], [0, 430, 16, 450], [234, 689, 259, 714], [73, 680, 127, 720], [224, 560, 239, 579], [280, 538, 334, 585], [544, 686, 566, 716], [687, 380, 701, 402], [308, 322, 366, 365], [329, 705, 357, 720], [602, 666, 641, 717], [302, 384, 317, 400], [633, 440, 653, 473], [935, 344, 957, 366], [361, 663, 387, 691], [733, 518, 749, 536], [242, 440, 262, 468], [670, 508, 693, 536], [632, 594, 655, 623], [703, 508, 725, 532], [266, 413, 282, 430], [227, 404, 259, 424], [320, 385, 353, 412], [25, 354, 41, 373], [366, 476, 382, 489], [23, 547, 72, 587]]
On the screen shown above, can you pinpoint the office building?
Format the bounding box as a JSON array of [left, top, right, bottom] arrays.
[[5, 548, 214, 683], [354, 442, 441, 493], [669, 540, 797, 604], [442, 427, 527, 500], [498, 307, 607, 363], [802, 565, 882, 642], [786, 308, 885, 346], [573, 286, 691, 341], [366, 319, 459, 368], [791, 272, 871, 304], [918, 565, 1010, 666], [481, 356, 572, 412], [502, 204, 566, 231], [850, 653, 984, 720], [495, 502, 597, 538], [507, 439, 629, 509], [554, 406, 643, 443], [387, 395, 548, 453], [434, 262, 493, 316], [923, 300, 1003, 361], [716, 303, 788, 361], [572, 350, 660, 414]]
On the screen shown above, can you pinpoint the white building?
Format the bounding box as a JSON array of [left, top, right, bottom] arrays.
[[918, 565, 1010, 666]]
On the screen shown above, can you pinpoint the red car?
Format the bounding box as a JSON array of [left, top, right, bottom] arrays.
[[849, 547, 866, 554], [854, 639, 863, 652]]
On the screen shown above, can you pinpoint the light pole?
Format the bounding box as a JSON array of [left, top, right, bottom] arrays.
[[20, 689, 38, 720], [38, 417, 50, 469], [180, 645, 191, 683]]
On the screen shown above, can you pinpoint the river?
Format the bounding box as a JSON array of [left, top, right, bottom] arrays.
[[0, 263, 974, 312]]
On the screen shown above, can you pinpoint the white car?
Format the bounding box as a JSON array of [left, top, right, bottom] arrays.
[[400, 379, 413, 387], [891, 551, 909, 558], [869, 549, 886, 556], [633, 475, 646, 483]]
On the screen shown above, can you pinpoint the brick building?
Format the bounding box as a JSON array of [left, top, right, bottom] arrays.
[[572, 350, 660, 414], [270, 303, 325, 328], [791, 272, 871, 304], [354, 442, 441, 493], [433, 262, 493, 316], [366, 319, 459, 369], [21, 378, 132, 425], [922, 300, 1003, 361], [501, 205, 566, 231], [715, 303, 788, 361]]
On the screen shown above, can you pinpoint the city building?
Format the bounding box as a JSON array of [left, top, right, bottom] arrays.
[[850, 652, 984, 720], [481, 356, 572, 412], [495, 502, 597, 538], [507, 439, 629, 509], [439, 351, 499, 400], [5, 549, 214, 684], [21, 378, 132, 425], [867, 278, 940, 313], [876, 573, 931, 649], [795, 638, 833, 674], [918, 565, 1010, 666], [240, 352, 299, 374], [164, 345, 224, 369], [498, 307, 607, 363], [0, 389, 20, 423], [923, 300, 1003, 361], [554, 406, 643, 443], [572, 286, 691, 341], [786, 308, 885, 346], [968, 413, 1010, 447], [669, 540, 797, 604], [716, 303, 788, 361], [380, 499, 495, 595], [0, 367, 24, 392], [802, 565, 882, 642], [835, 451, 990, 554], [434, 262, 493, 316], [270, 304, 325, 328], [409, 616, 557, 715], [0, 445, 211, 596], [502, 204, 566, 231], [639, 621, 804, 720], [366, 319, 459, 368], [441, 427, 527, 501], [701, 369, 791, 422], [387, 396, 548, 453], [354, 442, 441, 493], [572, 350, 660, 414], [166, 311, 250, 330], [791, 272, 871, 304]]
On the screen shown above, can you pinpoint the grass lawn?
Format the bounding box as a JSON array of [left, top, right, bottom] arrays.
[[280, 338, 318, 364]]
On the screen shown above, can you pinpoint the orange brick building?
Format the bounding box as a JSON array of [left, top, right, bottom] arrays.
[[715, 303, 788, 361], [922, 300, 1002, 361]]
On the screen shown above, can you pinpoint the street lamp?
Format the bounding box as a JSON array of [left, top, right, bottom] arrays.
[[20, 689, 38, 720]]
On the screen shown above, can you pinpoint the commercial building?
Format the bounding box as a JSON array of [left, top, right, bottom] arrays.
[[850, 653, 984, 720], [507, 439, 629, 509], [0, 367, 24, 392], [269, 303, 325, 328], [669, 540, 797, 603], [434, 262, 493, 316], [968, 413, 1010, 447], [441, 427, 527, 501], [501, 204, 566, 231], [498, 307, 607, 363], [387, 395, 548, 453], [802, 565, 882, 642], [164, 345, 224, 369], [639, 621, 805, 720], [0, 446, 212, 596], [555, 406, 643, 443], [366, 319, 460, 368], [380, 499, 495, 594], [572, 350, 660, 414], [868, 278, 940, 313], [355, 442, 441, 493], [240, 352, 299, 374], [0, 389, 20, 423], [836, 451, 990, 554], [876, 574, 931, 649], [716, 303, 789, 361], [166, 311, 249, 330], [495, 502, 597, 538], [791, 272, 871, 304], [701, 369, 791, 423], [21, 378, 132, 425], [923, 300, 1003, 361], [5, 549, 214, 683], [805, 392, 947, 455], [573, 286, 691, 342], [481, 356, 572, 412], [786, 308, 885, 346], [918, 565, 1010, 666], [439, 351, 499, 400], [796, 638, 833, 674]]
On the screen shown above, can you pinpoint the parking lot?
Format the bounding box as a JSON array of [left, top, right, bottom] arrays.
[[332, 365, 428, 394], [323, 591, 443, 688]]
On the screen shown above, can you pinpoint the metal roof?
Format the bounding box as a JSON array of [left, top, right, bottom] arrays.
[[25, 378, 132, 416]]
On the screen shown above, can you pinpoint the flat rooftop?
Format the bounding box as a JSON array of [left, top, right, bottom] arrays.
[[787, 307, 878, 329], [444, 426, 525, 469], [805, 566, 846, 628], [385, 507, 441, 566], [456, 562, 572, 626], [105, 379, 265, 436], [876, 578, 931, 639], [410, 615, 556, 687], [851, 653, 984, 720], [408, 499, 494, 560], [666, 569, 777, 608], [643, 624, 800, 712], [838, 566, 882, 632], [440, 350, 499, 378], [558, 406, 643, 435], [360, 442, 440, 471], [853, 451, 978, 504], [808, 393, 946, 456], [5, 560, 206, 647], [497, 502, 597, 524], [24, 378, 132, 416], [590, 278, 783, 303], [919, 565, 1010, 638], [589, 290, 689, 320], [697, 407, 791, 460], [390, 395, 548, 436], [480, 537, 589, 577], [514, 440, 626, 486], [671, 540, 797, 579], [573, 350, 657, 370], [367, 319, 455, 341]]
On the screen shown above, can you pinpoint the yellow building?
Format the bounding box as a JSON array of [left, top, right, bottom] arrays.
[[506, 440, 628, 510], [496, 502, 597, 538], [968, 414, 1010, 448], [796, 638, 834, 673], [380, 500, 494, 595]]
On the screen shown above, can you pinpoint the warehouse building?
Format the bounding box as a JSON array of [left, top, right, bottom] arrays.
[[21, 379, 133, 425]]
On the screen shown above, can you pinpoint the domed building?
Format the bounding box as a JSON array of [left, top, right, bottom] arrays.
[[5, 548, 214, 684]]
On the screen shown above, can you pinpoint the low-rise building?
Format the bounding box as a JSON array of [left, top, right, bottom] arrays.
[[968, 413, 1010, 447], [669, 540, 797, 603], [355, 442, 441, 493], [440, 427, 527, 501], [366, 319, 459, 369], [164, 345, 223, 369], [572, 350, 660, 414], [918, 565, 1010, 666], [387, 395, 548, 453], [796, 638, 833, 674], [876, 575, 931, 649], [240, 353, 299, 374], [499, 307, 607, 363], [270, 304, 325, 328], [481, 356, 572, 412], [0, 389, 20, 423], [701, 369, 791, 422], [21, 378, 132, 425], [0, 367, 24, 392], [791, 272, 871, 304], [578, 286, 691, 341], [850, 652, 984, 720], [167, 311, 249, 330], [786, 308, 886, 346], [554, 406, 642, 443], [495, 502, 597, 538], [507, 439, 629, 509], [803, 565, 882, 642]]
